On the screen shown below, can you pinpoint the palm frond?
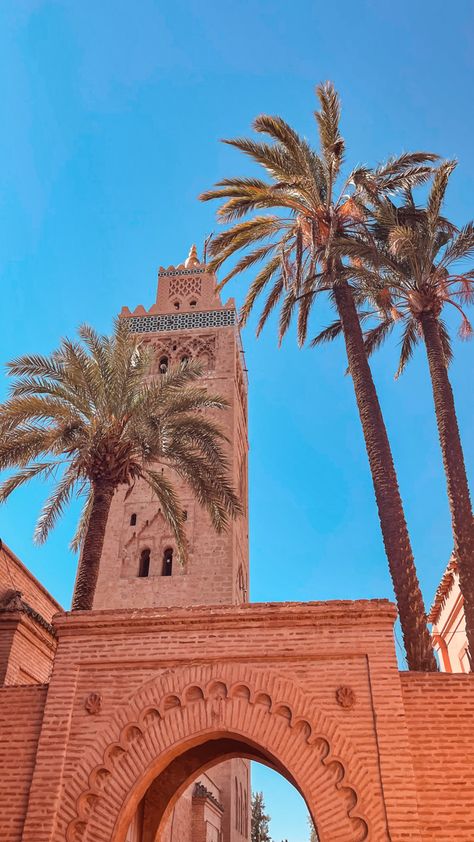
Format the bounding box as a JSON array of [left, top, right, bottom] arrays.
[[278, 288, 298, 342], [256, 278, 285, 336], [427, 160, 457, 229], [437, 318, 454, 366], [363, 317, 395, 358], [374, 151, 439, 179], [208, 217, 285, 271], [315, 81, 344, 181], [218, 243, 278, 286], [70, 487, 93, 553], [143, 469, 188, 559], [222, 137, 307, 186], [239, 257, 281, 327], [34, 464, 79, 544], [395, 319, 420, 378], [310, 319, 344, 346], [200, 176, 271, 203], [0, 462, 56, 503], [441, 222, 474, 266]]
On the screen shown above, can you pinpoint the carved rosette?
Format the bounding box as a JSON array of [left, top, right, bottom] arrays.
[[335, 685, 356, 710], [84, 692, 102, 715]]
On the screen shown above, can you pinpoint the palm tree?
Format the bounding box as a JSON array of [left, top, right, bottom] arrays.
[[332, 161, 474, 664], [0, 321, 240, 610], [200, 82, 438, 670]]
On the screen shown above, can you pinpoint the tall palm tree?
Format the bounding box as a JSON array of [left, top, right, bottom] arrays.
[[331, 161, 474, 664], [200, 82, 438, 670], [0, 321, 240, 610]]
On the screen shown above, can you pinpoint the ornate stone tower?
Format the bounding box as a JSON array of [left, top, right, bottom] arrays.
[[93, 245, 249, 612], [94, 246, 251, 842]]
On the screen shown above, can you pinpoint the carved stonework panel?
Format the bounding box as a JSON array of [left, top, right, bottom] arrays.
[[148, 334, 216, 372], [169, 277, 202, 298]]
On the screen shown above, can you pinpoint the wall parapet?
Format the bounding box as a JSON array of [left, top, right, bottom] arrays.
[[53, 598, 397, 637]]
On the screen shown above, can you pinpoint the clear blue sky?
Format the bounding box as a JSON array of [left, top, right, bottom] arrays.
[[1, 2, 473, 840]]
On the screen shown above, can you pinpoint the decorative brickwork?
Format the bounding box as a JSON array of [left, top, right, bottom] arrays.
[[63, 662, 370, 842], [127, 310, 236, 334], [145, 334, 217, 373]]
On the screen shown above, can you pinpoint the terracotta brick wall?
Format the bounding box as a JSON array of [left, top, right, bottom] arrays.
[[21, 600, 416, 842], [0, 684, 47, 842], [1, 614, 56, 685], [154, 785, 193, 842], [0, 622, 15, 685], [401, 673, 474, 842], [6, 601, 474, 842], [0, 541, 62, 622]]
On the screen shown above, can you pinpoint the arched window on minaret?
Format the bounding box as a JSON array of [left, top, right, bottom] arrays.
[[162, 548, 173, 577], [159, 356, 168, 374], [138, 548, 150, 578]]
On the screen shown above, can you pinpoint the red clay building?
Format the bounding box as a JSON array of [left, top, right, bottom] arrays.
[[1, 249, 474, 842], [430, 554, 469, 673]]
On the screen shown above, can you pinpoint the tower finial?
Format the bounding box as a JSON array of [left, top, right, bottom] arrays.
[[184, 244, 200, 268]]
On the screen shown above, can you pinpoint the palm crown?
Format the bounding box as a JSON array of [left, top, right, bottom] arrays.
[[200, 81, 438, 343], [0, 321, 240, 559], [340, 161, 474, 375]]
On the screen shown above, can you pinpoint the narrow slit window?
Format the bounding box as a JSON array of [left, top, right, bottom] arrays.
[[138, 548, 150, 578], [130, 513, 137, 526], [162, 547, 173, 577]]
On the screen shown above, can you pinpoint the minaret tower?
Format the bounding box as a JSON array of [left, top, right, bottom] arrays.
[[93, 246, 249, 612]]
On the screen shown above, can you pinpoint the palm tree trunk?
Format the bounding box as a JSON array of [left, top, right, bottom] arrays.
[[420, 310, 474, 668], [71, 482, 114, 611], [333, 281, 437, 671]]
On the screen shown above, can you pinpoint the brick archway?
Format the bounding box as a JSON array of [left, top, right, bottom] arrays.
[[62, 663, 386, 842]]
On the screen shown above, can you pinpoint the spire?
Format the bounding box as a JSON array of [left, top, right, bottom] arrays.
[[184, 244, 200, 268]]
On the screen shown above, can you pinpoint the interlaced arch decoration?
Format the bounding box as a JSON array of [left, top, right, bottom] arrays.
[[168, 277, 202, 298], [61, 664, 386, 842], [147, 335, 216, 372]]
